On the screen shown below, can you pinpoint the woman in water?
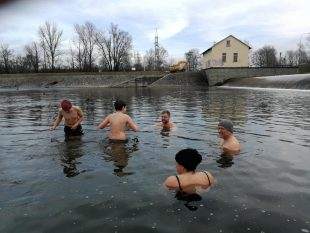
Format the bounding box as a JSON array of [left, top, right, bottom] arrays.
[[164, 148, 215, 201]]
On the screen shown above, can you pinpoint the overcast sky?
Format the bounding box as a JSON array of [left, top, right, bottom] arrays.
[[0, 0, 309, 58]]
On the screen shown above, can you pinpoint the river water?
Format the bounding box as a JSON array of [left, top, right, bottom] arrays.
[[0, 87, 309, 233]]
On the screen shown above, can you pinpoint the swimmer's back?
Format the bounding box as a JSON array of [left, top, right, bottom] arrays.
[[108, 112, 136, 140]]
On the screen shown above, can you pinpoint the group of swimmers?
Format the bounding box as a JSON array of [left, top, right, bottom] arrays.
[[50, 99, 241, 200]]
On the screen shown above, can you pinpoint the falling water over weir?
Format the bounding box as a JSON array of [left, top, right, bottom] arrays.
[[223, 73, 310, 90]]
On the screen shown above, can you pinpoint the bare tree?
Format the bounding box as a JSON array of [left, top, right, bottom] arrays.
[[25, 41, 40, 72], [70, 39, 85, 71], [74, 22, 96, 71], [185, 49, 201, 71], [96, 23, 132, 71], [285, 50, 298, 66], [143, 48, 155, 71], [133, 52, 143, 71], [251, 45, 278, 67], [38, 21, 63, 70], [0, 43, 13, 73], [143, 46, 168, 71], [296, 42, 308, 65], [12, 55, 29, 73]]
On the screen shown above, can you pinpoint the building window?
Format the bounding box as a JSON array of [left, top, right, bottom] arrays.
[[207, 60, 211, 67], [226, 40, 230, 47], [222, 53, 226, 63], [233, 53, 238, 62]]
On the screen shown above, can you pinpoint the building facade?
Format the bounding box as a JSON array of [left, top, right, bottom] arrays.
[[202, 35, 251, 69]]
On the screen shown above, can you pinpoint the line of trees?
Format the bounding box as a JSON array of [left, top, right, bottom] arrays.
[[251, 40, 310, 67], [2, 21, 309, 73], [0, 21, 170, 74]]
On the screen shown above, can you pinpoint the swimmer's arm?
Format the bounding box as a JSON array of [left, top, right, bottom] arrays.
[[50, 109, 63, 130], [219, 139, 224, 148], [97, 115, 110, 129], [127, 117, 139, 132], [164, 176, 178, 190], [72, 107, 84, 129]]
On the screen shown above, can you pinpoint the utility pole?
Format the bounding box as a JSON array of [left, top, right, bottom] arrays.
[[154, 28, 159, 70]]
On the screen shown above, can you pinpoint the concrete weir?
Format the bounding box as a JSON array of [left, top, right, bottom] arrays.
[[149, 71, 208, 86], [204, 67, 299, 86], [0, 72, 164, 89], [0, 68, 305, 89]]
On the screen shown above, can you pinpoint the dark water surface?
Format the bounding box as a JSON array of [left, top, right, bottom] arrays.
[[0, 87, 310, 233]]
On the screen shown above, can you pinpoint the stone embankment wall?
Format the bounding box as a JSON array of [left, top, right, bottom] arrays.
[[0, 71, 164, 89], [0, 68, 302, 89], [111, 75, 162, 87], [204, 67, 299, 86], [150, 71, 207, 86]]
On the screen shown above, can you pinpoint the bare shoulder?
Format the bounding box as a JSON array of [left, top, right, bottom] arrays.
[[201, 171, 215, 186], [164, 175, 178, 189], [125, 114, 133, 120], [58, 108, 64, 115], [72, 105, 82, 111]]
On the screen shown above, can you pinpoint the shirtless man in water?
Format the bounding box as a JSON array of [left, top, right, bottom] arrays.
[[50, 99, 84, 138], [157, 110, 175, 131], [97, 100, 138, 141], [218, 119, 240, 155]]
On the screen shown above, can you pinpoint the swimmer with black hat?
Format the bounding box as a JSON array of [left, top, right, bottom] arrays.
[[218, 119, 240, 155], [164, 148, 215, 201]]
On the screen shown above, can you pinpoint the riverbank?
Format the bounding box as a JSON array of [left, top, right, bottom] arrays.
[[0, 71, 165, 89]]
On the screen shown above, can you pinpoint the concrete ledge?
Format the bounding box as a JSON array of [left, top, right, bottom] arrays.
[[150, 71, 208, 86], [204, 67, 299, 86], [0, 72, 165, 89]]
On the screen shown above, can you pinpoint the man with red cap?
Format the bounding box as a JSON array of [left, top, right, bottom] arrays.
[[50, 99, 84, 139]]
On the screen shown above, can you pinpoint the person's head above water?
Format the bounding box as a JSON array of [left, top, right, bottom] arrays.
[[161, 110, 171, 124], [175, 148, 202, 174], [114, 100, 126, 112], [60, 99, 72, 112], [218, 119, 234, 138]]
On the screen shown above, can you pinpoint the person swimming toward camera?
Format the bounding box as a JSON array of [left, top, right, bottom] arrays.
[[157, 110, 175, 131], [164, 148, 215, 201], [97, 100, 139, 141], [50, 99, 84, 139], [218, 119, 240, 155]]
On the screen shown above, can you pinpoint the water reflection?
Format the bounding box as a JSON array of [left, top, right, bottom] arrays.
[[1, 87, 310, 233], [160, 128, 171, 137], [57, 137, 86, 177], [101, 138, 139, 177], [175, 191, 202, 211], [216, 154, 235, 168]]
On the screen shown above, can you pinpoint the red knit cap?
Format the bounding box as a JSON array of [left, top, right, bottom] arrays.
[[60, 99, 72, 111]]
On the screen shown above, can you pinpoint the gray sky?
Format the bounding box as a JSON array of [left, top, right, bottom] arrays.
[[0, 0, 309, 58]]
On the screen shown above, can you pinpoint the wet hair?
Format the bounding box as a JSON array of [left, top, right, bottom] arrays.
[[218, 119, 234, 133], [161, 110, 170, 116], [175, 148, 202, 171], [60, 99, 72, 111], [114, 100, 126, 111]]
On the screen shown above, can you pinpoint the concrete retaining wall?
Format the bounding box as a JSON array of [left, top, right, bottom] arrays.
[[0, 68, 302, 89], [0, 72, 164, 89], [204, 67, 299, 86], [150, 71, 207, 86], [111, 75, 162, 87]]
